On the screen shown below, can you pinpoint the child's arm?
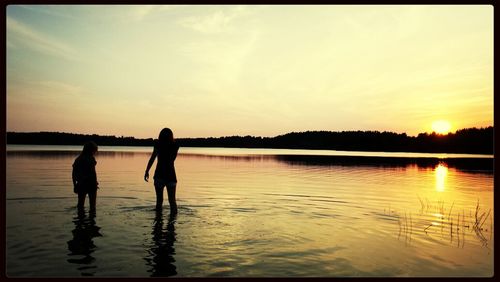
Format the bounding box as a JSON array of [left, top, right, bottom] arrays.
[[71, 164, 76, 192], [72, 161, 80, 193], [72, 166, 77, 187]]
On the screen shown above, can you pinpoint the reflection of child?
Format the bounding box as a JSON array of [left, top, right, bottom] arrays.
[[72, 141, 99, 212]]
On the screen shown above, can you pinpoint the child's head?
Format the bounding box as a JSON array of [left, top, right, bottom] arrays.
[[159, 128, 174, 143], [82, 141, 98, 155]]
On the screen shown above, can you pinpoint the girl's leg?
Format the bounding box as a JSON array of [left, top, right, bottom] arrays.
[[154, 180, 165, 210], [166, 183, 177, 214], [88, 189, 97, 213], [77, 191, 86, 211]]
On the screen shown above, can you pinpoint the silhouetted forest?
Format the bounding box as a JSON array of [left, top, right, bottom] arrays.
[[7, 132, 155, 147], [6, 126, 493, 154]]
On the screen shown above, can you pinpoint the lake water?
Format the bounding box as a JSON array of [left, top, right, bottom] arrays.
[[5, 145, 494, 277]]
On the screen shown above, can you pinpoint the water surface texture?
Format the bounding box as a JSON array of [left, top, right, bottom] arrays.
[[6, 145, 493, 277]]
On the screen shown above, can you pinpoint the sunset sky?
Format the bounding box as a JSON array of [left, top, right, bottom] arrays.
[[6, 5, 493, 139]]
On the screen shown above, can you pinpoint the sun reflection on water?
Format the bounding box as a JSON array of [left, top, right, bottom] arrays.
[[435, 164, 448, 192]]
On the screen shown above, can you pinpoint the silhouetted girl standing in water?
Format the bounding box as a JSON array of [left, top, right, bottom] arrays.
[[72, 141, 99, 213], [145, 128, 180, 213]]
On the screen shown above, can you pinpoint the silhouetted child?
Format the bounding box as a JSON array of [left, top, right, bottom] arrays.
[[145, 128, 179, 213], [72, 141, 99, 213]]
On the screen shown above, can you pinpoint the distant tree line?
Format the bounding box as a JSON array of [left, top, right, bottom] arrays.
[[6, 126, 493, 154], [6, 132, 155, 147], [177, 127, 493, 154]]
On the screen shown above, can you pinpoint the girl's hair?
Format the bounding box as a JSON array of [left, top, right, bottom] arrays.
[[159, 128, 174, 144], [81, 141, 98, 156]]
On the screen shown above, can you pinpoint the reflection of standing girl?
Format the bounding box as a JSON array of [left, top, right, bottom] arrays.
[[72, 141, 99, 212], [146, 211, 177, 277], [67, 212, 102, 275], [145, 128, 179, 213]]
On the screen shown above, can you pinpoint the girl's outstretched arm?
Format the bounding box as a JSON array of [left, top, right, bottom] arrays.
[[144, 147, 158, 182]]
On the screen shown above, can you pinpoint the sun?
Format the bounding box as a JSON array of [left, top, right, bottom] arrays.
[[431, 120, 452, 134]]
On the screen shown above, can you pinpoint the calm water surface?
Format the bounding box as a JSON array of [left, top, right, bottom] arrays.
[[5, 145, 494, 277]]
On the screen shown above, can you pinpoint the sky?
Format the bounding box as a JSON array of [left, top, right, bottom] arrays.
[[6, 5, 493, 139]]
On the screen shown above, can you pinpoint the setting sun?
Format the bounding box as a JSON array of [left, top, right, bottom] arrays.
[[431, 120, 452, 134]]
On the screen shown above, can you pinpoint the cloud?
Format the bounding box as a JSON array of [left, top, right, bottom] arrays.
[[18, 5, 78, 20], [128, 5, 176, 22], [36, 80, 84, 95], [6, 40, 16, 49], [8, 79, 86, 100], [130, 5, 156, 21], [6, 16, 79, 61], [178, 6, 249, 34]]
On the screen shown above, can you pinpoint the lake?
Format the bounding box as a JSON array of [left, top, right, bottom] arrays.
[[5, 145, 494, 277]]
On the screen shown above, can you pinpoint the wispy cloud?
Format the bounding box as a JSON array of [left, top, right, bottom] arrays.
[[36, 80, 84, 96], [178, 6, 250, 34], [129, 5, 176, 22], [6, 16, 79, 61], [130, 5, 156, 21], [18, 5, 78, 20], [6, 40, 16, 49], [8, 79, 85, 99]]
